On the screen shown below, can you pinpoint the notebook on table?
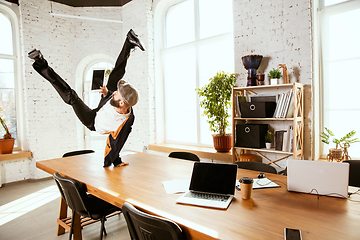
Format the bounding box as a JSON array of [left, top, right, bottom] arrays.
[[176, 162, 237, 209], [287, 159, 349, 198]]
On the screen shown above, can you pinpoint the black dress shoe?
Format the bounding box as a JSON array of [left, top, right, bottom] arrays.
[[28, 49, 44, 61], [127, 29, 145, 51]]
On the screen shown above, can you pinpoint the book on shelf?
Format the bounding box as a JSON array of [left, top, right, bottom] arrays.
[[273, 90, 293, 118], [273, 93, 284, 118], [282, 91, 292, 118], [288, 125, 294, 152], [282, 131, 288, 152], [235, 95, 241, 117], [286, 93, 294, 118], [275, 126, 293, 152], [275, 130, 286, 151]]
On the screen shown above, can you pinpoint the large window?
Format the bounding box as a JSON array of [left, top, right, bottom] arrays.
[[0, 5, 20, 148], [319, 0, 360, 158], [161, 0, 234, 146]]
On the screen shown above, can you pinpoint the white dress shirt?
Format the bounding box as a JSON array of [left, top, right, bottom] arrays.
[[94, 101, 130, 134]]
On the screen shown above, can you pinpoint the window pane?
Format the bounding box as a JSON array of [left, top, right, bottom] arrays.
[[199, 0, 233, 39], [0, 88, 16, 140], [163, 47, 197, 143], [198, 37, 234, 86], [0, 59, 16, 141], [325, 59, 360, 110], [198, 37, 234, 144], [324, 110, 360, 159], [324, 0, 348, 7], [0, 59, 15, 88], [165, 0, 195, 48], [0, 12, 14, 55], [328, 9, 360, 60]]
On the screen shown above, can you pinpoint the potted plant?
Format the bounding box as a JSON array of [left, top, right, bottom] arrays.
[[268, 68, 282, 85], [265, 130, 272, 149], [196, 71, 237, 152], [321, 127, 359, 161], [0, 108, 15, 154]]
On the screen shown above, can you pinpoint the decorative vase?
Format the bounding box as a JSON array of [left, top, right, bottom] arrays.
[[213, 134, 232, 152], [270, 78, 279, 85], [0, 138, 15, 154], [266, 142, 271, 149]]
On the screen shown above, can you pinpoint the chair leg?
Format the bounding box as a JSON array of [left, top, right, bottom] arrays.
[[69, 210, 75, 240], [100, 217, 107, 240]]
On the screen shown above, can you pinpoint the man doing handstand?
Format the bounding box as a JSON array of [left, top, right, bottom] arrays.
[[28, 29, 145, 167]]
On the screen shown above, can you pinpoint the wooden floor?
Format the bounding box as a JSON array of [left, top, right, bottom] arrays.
[[0, 178, 131, 240]]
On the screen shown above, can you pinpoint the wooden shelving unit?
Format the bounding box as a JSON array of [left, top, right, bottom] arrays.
[[232, 83, 304, 166]]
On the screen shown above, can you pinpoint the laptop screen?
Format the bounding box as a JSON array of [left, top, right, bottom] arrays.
[[189, 162, 237, 195]]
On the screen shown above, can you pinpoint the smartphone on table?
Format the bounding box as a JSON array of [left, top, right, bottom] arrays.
[[284, 228, 302, 240]]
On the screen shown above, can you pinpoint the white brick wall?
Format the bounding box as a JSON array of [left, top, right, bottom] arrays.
[[1, 0, 313, 184]]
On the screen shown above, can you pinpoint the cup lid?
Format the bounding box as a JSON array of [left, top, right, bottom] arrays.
[[239, 177, 253, 184]]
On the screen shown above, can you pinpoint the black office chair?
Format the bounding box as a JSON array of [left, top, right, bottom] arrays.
[[62, 149, 95, 158], [235, 161, 277, 174], [122, 202, 185, 240], [168, 151, 200, 162], [343, 160, 360, 187], [53, 173, 121, 240]]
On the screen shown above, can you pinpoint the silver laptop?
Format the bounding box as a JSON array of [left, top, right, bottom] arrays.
[[176, 162, 237, 209], [287, 159, 349, 198]]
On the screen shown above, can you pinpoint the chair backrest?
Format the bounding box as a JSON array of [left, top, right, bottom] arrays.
[[235, 161, 277, 174], [168, 152, 200, 162], [343, 160, 360, 187], [62, 150, 95, 158], [122, 202, 185, 240], [53, 172, 90, 217]]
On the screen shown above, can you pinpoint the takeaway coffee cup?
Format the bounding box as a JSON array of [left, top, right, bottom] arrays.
[[239, 177, 254, 199]]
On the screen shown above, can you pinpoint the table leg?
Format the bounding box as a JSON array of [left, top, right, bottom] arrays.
[[57, 197, 68, 235]]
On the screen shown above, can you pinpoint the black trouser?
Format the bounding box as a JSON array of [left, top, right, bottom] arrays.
[[32, 39, 134, 131]]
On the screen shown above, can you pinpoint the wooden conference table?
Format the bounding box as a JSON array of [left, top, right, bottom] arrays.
[[36, 152, 360, 240]]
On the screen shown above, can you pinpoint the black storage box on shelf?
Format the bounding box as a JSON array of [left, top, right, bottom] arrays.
[[236, 124, 268, 148], [240, 102, 276, 118]]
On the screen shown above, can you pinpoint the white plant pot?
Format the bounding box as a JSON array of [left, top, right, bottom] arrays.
[[270, 78, 279, 85], [266, 142, 271, 149]]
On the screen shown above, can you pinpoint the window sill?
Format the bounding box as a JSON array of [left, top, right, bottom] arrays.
[[148, 143, 233, 163], [0, 150, 32, 162]]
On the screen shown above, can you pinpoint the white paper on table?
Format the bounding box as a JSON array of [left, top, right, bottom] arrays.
[[162, 179, 190, 194], [236, 178, 280, 190]]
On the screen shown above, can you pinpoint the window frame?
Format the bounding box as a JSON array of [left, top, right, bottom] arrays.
[[154, 0, 234, 146], [315, 0, 360, 159], [0, 2, 23, 150]]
